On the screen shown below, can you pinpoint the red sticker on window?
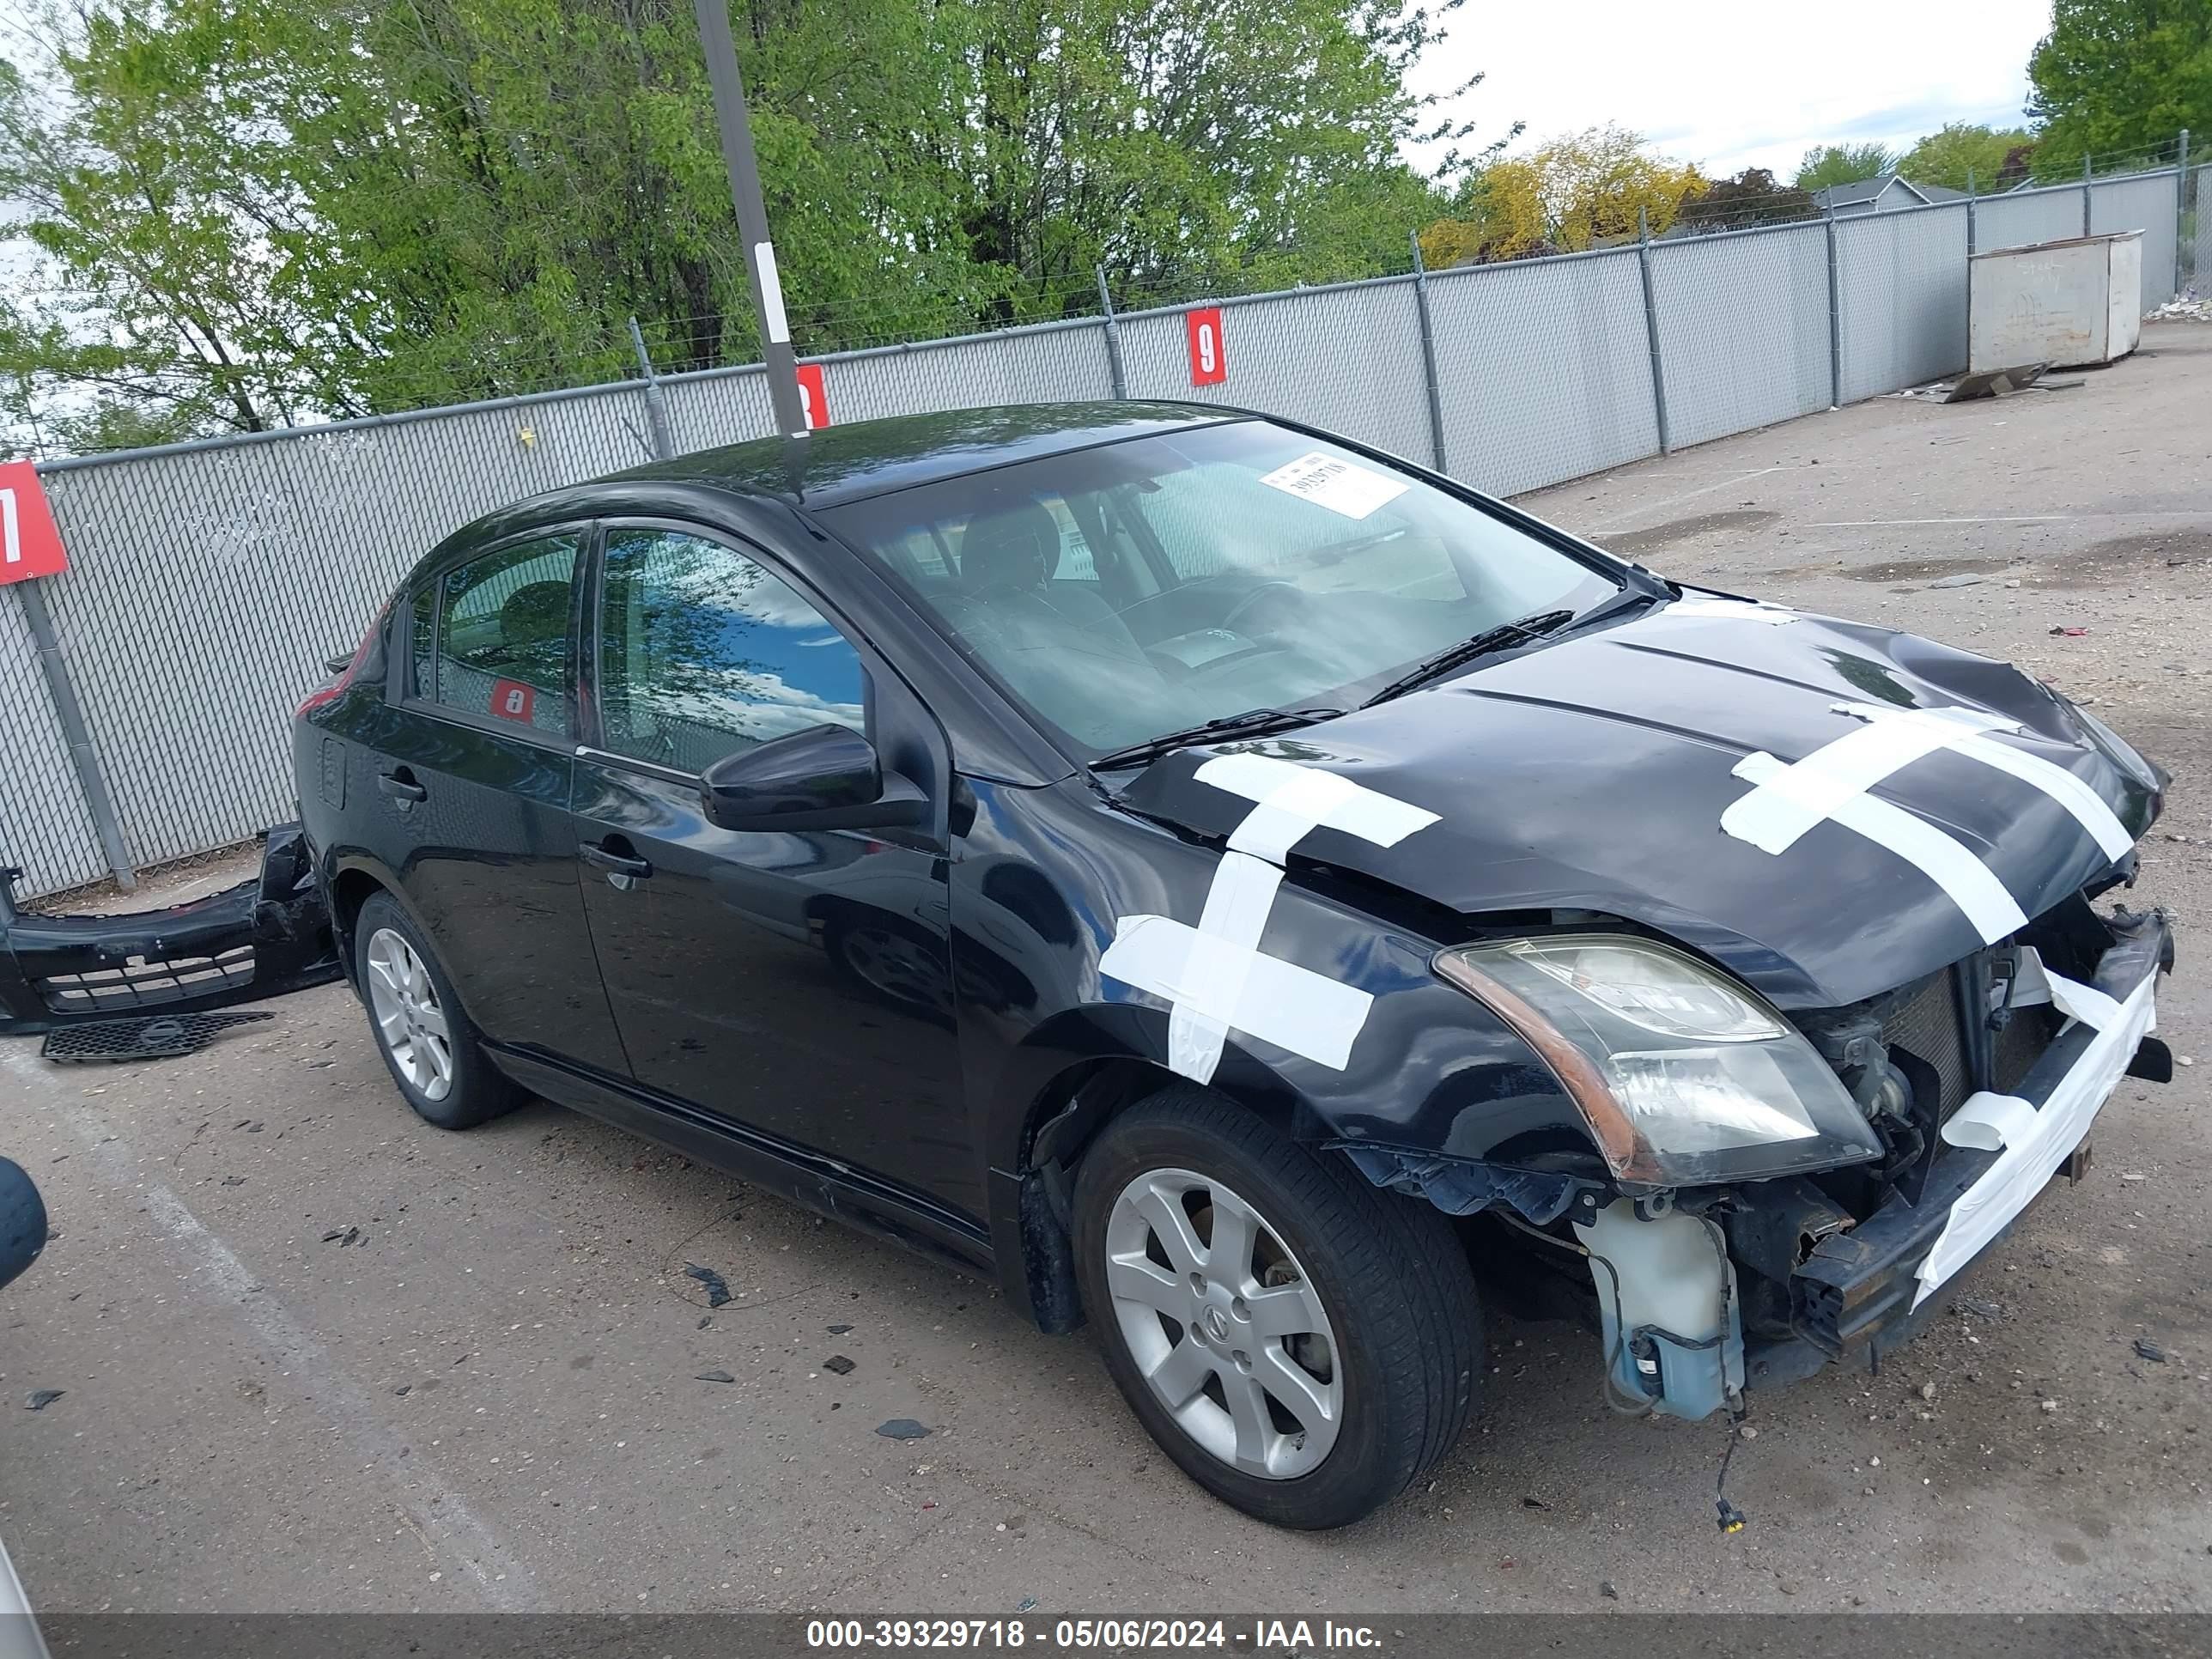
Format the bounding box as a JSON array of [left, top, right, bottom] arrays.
[[490, 678, 535, 722]]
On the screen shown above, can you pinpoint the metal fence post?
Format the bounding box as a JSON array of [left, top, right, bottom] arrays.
[[627, 317, 678, 461], [1823, 204, 1844, 409], [1636, 207, 1671, 455], [2179, 130, 2191, 294], [1096, 267, 1128, 399], [1407, 232, 1450, 474], [1966, 168, 1978, 372], [2083, 152, 2094, 239], [15, 578, 135, 892]]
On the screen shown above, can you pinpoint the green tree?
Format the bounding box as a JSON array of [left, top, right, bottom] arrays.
[[0, 0, 1495, 451], [2027, 0, 2211, 175], [1793, 142, 1898, 191], [1900, 122, 2035, 191], [1674, 167, 1815, 232]]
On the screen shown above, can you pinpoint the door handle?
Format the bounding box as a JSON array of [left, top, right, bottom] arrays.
[[377, 772, 428, 803], [580, 842, 653, 879]]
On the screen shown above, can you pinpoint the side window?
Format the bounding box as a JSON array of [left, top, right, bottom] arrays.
[[408, 585, 435, 700], [425, 534, 580, 736], [597, 528, 867, 775]]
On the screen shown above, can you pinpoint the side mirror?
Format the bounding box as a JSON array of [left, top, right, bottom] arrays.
[[700, 724, 928, 833]]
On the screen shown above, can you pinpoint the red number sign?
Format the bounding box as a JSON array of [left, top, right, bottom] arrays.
[[0, 459, 70, 585], [795, 364, 831, 429], [490, 678, 536, 723], [1185, 307, 1226, 386]]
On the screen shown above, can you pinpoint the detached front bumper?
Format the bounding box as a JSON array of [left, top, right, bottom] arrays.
[[1746, 908, 2172, 1389], [0, 825, 343, 1037]]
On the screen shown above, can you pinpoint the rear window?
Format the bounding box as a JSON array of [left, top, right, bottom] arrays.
[[416, 535, 580, 736]]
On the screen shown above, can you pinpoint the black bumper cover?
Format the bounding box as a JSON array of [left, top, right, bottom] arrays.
[[0, 825, 343, 1037], [1747, 908, 2172, 1387]]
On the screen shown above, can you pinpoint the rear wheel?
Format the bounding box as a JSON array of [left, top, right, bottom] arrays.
[[1072, 1086, 1483, 1528], [354, 890, 521, 1130]]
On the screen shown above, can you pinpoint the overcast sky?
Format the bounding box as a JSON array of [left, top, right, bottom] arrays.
[[1410, 0, 2053, 179]]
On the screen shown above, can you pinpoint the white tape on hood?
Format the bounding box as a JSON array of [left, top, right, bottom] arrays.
[[1099, 755, 1437, 1084], [1723, 701, 2133, 945], [1729, 751, 2028, 942], [1912, 964, 2156, 1307], [1832, 702, 2135, 860], [1663, 597, 1797, 624]]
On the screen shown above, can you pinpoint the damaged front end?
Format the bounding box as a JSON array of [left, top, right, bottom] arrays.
[[0, 825, 343, 1038], [1351, 895, 2172, 1423]]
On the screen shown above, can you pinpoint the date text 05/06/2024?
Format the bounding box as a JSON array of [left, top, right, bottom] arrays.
[[804, 1617, 1385, 1650]]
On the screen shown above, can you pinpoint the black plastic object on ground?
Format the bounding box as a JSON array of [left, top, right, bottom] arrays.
[[41, 1010, 273, 1063], [0, 1157, 46, 1292], [0, 824, 343, 1037]]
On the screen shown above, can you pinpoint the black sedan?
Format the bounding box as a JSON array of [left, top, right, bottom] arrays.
[[293, 404, 2172, 1528]]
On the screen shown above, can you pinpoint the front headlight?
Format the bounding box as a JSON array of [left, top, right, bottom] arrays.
[[1435, 934, 1882, 1186]]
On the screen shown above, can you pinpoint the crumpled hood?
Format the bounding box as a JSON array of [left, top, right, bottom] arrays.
[[1117, 601, 2163, 1007]]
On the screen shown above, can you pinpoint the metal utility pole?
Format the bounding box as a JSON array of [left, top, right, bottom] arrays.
[[692, 0, 807, 438]]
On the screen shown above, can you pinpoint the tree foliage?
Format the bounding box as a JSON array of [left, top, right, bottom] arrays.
[[1900, 123, 2034, 191], [0, 0, 1493, 450], [2027, 0, 2211, 175], [1675, 167, 1814, 232], [1793, 142, 1898, 191], [1419, 126, 1703, 267]]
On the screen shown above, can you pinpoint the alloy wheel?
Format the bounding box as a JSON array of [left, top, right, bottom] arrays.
[[364, 927, 454, 1103], [1103, 1166, 1342, 1479]]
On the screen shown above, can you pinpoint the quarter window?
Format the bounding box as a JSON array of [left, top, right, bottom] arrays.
[[423, 535, 580, 736], [596, 529, 866, 775]]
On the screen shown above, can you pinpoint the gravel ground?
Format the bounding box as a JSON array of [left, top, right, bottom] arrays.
[[3, 324, 2209, 1617]]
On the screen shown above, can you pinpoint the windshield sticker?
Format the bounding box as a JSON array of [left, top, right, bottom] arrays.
[[1255, 452, 1409, 520]]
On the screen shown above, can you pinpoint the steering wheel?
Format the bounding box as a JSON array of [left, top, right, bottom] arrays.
[[1221, 580, 1306, 635]]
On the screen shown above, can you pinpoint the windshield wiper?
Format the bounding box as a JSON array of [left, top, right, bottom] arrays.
[[1089, 705, 1346, 772], [1360, 608, 1577, 708]]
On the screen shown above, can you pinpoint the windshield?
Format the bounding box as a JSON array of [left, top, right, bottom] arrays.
[[817, 421, 1620, 759]]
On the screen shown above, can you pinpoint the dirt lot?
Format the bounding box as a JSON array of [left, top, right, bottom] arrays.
[[4, 326, 2210, 1617]]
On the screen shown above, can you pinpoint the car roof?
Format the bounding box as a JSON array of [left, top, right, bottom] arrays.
[[599, 400, 1240, 509]]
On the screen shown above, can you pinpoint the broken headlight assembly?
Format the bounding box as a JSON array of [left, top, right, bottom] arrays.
[[1434, 935, 1883, 1187]]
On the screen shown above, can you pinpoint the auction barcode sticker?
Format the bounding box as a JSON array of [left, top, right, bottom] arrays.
[[1255, 451, 1410, 520]]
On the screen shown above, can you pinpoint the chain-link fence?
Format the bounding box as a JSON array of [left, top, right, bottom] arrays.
[[6, 161, 2199, 897]]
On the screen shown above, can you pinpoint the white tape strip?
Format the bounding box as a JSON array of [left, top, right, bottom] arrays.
[[1664, 597, 1796, 624], [1730, 751, 2027, 941], [1721, 716, 2003, 855], [1100, 756, 1438, 1083], [1103, 914, 1376, 1074], [1835, 702, 2133, 860], [1913, 965, 2156, 1306]]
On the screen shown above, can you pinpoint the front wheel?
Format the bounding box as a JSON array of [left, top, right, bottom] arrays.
[[1072, 1086, 1484, 1528]]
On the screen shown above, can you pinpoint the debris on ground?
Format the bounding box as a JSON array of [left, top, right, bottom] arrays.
[[823, 1355, 855, 1376], [320, 1225, 362, 1247], [235, 1120, 264, 1133], [2050, 625, 2088, 637], [2134, 1338, 2169, 1364], [695, 1370, 736, 1384], [697, 1316, 712, 1330], [1957, 1296, 2006, 1322], [1943, 362, 2049, 402], [1600, 1582, 1619, 1601], [41, 1010, 274, 1064], [25, 1389, 63, 1411], [877, 1418, 931, 1440], [1520, 1495, 1550, 1510], [1928, 573, 1987, 589], [1018, 1597, 1039, 1613], [827, 1323, 854, 1335], [2148, 296, 2212, 323], [221, 1176, 246, 1187], [394, 1385, 411, 1397], [1920, 1381, 1938, 1402], [684, 1263, 732, 1307]]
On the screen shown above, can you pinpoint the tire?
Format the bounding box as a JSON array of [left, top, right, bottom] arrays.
[[353, 890, 522, 1131], [1072, 1085, 1484, 1528]]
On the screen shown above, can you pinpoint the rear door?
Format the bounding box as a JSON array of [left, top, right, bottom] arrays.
[[568, 522, 975, 1214], [371, 526, 627, 1073]]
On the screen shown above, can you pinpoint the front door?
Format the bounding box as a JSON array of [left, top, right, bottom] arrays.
[[568, 525, 975, 1215], [369, 527, 628, 1075]]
